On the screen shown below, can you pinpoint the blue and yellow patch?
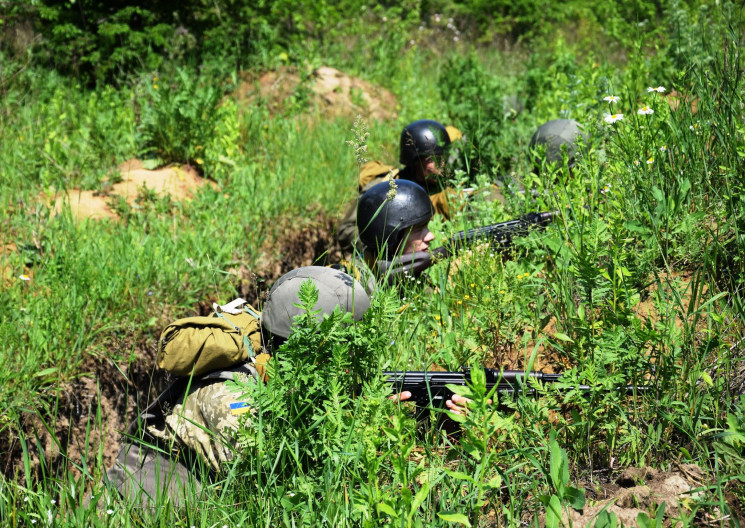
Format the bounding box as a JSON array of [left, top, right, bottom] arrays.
[[229, 401, 251, 416]]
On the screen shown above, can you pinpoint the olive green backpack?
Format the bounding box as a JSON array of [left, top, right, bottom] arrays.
[[157, 299, 264, 378]]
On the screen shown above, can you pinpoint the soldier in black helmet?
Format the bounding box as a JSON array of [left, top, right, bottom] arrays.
[[337, 120, 461, 255], [348, 179, 437, 288], [529, 119, 588, 176]]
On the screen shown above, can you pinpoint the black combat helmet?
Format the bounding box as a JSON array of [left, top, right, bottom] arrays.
[[529, 119, 589, 170], [358, 180, 433, 259], [399, 120, 451, 166]]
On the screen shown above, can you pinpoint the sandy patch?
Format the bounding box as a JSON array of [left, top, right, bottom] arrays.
[[565, 465, 710, 526], [666, 90, 699, 115], [47, 160, 216, 221], [237, 65, 398, 121]]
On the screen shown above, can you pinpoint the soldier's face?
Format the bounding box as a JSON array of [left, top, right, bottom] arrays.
[[422, 157, 441, 176], [401, 224, 435, 254]]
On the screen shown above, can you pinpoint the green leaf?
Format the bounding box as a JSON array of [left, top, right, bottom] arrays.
[[34, 367, 59, 378], [636, 512, 652, 528], [469, 367, 486, 391], [444, 469, 476, 483], [411, 482, 430, 512], [565, 486, 586, 510], [549, 434, 569, 492], [655, 502, 666, 525], [554, 332, 574, 343], [444, 410, 467, 423], [437, 512, 472, 527], [545, 495, 562, 528], [377, 502, 397, 518], [485, 474, 502, 490], [594, 509, 618, 528]]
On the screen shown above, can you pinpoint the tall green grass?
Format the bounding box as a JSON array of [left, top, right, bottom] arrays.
[[1, 0, 744, 525]]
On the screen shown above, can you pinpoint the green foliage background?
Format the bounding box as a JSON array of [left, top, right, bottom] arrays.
[[1, 0, 745, 526]]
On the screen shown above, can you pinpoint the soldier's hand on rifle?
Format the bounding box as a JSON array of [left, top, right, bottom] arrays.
[[445, 393, 492, 415], [388, 391, 412, 403]]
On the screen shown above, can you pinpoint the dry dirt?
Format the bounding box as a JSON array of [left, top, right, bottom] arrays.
[[236, 65, 398, 121], [43, 159, 216, 221], [1, 242, 23, 289], [666, 90, 699, 115], [562, 464, 724, 526]]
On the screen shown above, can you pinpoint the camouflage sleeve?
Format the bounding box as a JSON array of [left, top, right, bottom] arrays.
[[164, 372, 256, 472]]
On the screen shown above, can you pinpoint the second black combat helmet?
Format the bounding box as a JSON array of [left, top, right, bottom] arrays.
[[399, 120, 451, 166], [357, 180, 433, 259]]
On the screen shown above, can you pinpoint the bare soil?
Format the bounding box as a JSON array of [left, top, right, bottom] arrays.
[[1, 242, 23, 289], [42, 159, 216, 221], [236, 65, 398, 122], [563, 464, 723, 526]]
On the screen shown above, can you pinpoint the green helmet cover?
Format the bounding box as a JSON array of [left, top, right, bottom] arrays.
[[529, 119, 588, 169], [262, 266, 370, 339]]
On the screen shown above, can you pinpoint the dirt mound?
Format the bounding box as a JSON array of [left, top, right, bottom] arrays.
[[237, 66, 398, 121], [565, 464, 711, 526], [46, 159, 216, 221], [666, 90, 699, 115], [1, 243, 21, 289]]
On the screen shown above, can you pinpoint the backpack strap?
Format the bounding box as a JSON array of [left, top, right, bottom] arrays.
[[214, 310, 256, 360], [243, 305, 261, 319]]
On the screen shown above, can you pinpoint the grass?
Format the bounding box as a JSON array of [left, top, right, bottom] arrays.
[[1, 1, 745, 525]]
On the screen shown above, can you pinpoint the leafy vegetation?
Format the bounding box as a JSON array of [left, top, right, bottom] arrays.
[[1, 0, 744, 526]]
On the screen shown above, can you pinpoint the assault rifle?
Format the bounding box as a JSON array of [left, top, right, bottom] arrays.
[[384, 368, 644, 410], [431, 211, 558, 259], [377, 211, 559, 280]]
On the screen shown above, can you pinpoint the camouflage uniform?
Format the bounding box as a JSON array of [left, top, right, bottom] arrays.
[[104, 361, 261, 506]]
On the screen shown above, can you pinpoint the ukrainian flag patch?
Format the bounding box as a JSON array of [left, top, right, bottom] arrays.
[[229, 401, 251, 416]]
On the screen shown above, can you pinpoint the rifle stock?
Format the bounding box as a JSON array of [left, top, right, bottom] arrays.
[[383, 368, 643, 410]]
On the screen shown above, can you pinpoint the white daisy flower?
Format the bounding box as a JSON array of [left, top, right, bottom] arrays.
[[638, 106, 654, 115], [603, 113, 624, 124], [603, 95, 620, 103], [646, 157, 654, 165]]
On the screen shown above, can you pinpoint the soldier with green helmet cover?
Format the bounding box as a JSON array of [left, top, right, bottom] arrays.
[[103, 267, 373, 507], [529, 119, 589, 175]]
